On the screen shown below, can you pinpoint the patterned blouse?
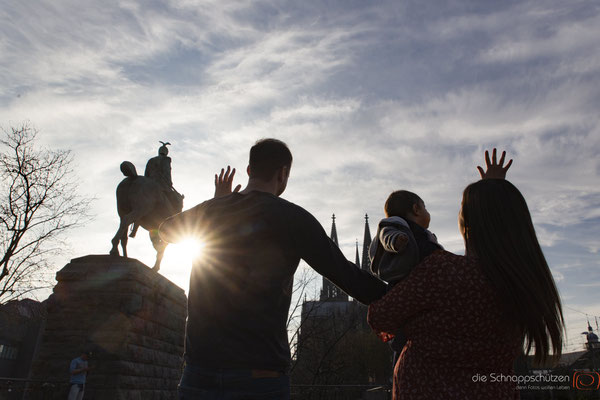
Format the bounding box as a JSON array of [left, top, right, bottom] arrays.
[[368, 250, 524, 399]]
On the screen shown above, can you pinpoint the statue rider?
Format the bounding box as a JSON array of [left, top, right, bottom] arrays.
[[145, 141, 183, 212], [145, 141, 173, 189]]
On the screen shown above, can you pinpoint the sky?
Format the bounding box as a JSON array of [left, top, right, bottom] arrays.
[[1, 0, 599, 354]]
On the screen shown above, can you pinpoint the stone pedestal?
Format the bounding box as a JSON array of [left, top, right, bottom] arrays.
[[28, 255, 186, 400]]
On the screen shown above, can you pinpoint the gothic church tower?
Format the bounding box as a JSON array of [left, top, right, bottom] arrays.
[[319, 214, 349, 302], [361, 214, 372, 272]]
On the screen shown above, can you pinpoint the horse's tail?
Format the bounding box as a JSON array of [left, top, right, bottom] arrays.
[[120, 161, 138, 177]]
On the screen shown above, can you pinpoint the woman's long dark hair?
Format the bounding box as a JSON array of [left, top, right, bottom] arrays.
[[461, 179, 564, 367]]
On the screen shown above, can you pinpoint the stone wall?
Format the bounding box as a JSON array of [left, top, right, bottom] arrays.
[[0, 299, 46, 380], [26, 255, 186, 400]]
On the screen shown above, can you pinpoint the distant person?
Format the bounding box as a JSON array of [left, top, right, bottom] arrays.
[[584, 325, 599, 348], [68, 351, 91, 400], [368, 149, 564, 399], [159, 138, 386, 399], [368, 190, 443, 364]]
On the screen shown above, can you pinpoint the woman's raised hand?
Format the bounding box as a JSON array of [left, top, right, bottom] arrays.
[[214, 166, 242, 198], [477, 148, 513, 179]]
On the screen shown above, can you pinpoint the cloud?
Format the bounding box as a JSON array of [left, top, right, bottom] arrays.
[[1, 0, 599, 347], [478, 9, 600, 65]]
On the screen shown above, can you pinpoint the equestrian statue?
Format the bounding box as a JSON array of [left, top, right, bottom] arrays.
[[110, 141, 184, 271]]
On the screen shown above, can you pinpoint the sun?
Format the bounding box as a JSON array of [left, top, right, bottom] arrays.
[[159, 238, 206, 292], [167, 238, 206, 267], [179, 238, 205, 260]]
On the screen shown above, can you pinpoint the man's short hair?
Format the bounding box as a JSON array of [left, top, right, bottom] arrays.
[[249, 139, 293, 181]]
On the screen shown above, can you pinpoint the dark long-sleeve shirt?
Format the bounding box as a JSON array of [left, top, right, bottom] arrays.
[[159, 190, 386, 372]]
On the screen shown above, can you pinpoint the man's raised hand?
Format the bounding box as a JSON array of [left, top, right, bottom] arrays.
[[214, 166, 242, 198], [477, 148, 513, 180]]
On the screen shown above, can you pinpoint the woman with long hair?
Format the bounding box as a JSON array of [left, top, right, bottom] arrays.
[[367, 149, 564, 399]]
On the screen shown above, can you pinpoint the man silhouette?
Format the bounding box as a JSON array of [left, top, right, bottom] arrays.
[[159, 139, 386, 399]]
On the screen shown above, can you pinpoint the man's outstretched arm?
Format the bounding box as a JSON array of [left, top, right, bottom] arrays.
[[159, 202, 206, 243], [291, 206, 387, 304]]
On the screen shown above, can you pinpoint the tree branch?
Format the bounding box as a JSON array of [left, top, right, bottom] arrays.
[[0, 123, 93, 304]]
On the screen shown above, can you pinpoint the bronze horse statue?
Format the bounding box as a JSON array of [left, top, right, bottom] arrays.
[[110, 161, 183, 271]]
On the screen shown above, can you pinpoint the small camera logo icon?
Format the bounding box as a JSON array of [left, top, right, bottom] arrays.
[[573, 371, 600, 390]]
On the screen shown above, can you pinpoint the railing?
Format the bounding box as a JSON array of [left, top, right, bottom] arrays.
[[0, 377, 67, 400], [291, 384, 390, 400], [1, 378, 391, 400]]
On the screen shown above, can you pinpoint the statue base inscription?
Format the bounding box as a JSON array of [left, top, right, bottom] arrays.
[[28, 255, 186, 400]]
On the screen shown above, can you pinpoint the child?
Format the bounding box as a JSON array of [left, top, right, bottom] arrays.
[[369, 190, 443, 357]]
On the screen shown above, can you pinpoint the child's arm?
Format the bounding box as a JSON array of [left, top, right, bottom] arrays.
[[379, 226, 409, 253]]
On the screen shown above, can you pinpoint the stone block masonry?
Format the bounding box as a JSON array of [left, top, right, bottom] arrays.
[[26, 255, 187, 400]]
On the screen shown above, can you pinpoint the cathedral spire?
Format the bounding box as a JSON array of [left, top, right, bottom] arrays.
[[330, 214, 339, 246], [355, 240, 361, 268], [361, 214, 372, 271], [320, 213, 348, 302]]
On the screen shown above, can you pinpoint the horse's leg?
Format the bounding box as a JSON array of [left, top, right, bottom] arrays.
[[121, 229, 129, 258], [150, 231, 167, 272], [110, 217, 129, 256], [129, 223, 140, 238], [111, 211, 142, 258]]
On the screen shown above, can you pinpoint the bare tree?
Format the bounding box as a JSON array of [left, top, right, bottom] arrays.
[[288, 266, 319, 366], [0, 123, 91, 304]]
